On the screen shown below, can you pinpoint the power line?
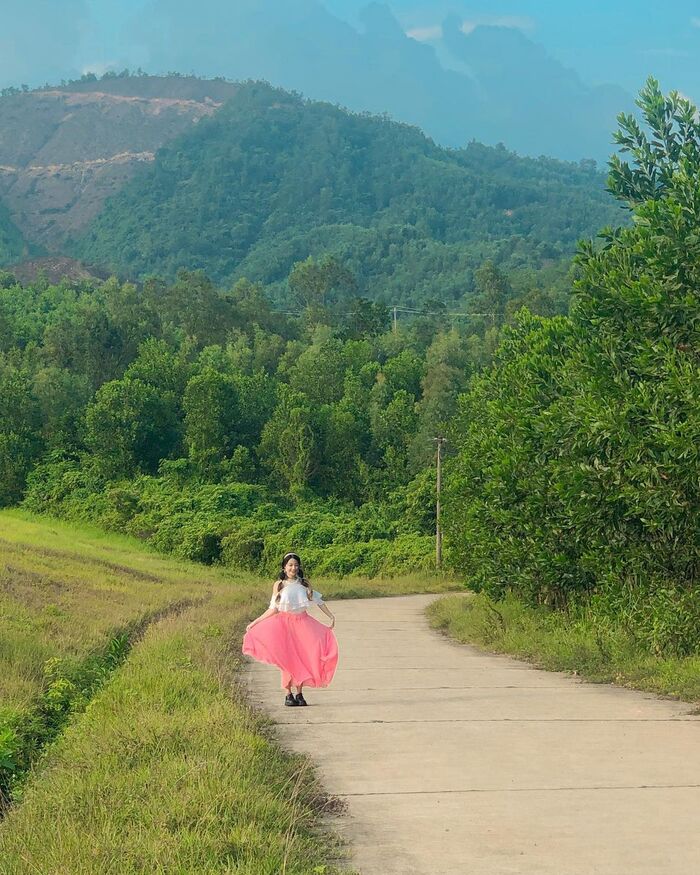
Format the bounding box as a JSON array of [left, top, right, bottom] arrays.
[[270, 305, 496, 319]]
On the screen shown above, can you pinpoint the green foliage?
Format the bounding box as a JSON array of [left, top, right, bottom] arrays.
[[445, 81, 700, 655], [0, 198, 28, 267], [183, 369, 240, 476], [70, 81, 622, 307], [85, 378, 181, 477]]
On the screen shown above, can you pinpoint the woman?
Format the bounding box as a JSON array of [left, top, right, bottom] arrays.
[[242, 552, 338, 706]]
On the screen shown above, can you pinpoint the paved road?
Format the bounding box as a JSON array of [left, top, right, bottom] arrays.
[[245, 594, 700, 874]]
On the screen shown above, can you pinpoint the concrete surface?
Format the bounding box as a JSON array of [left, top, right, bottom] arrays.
[[244, 594, 700, 874]]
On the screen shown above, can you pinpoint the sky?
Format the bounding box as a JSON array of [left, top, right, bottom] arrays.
[[2, 0, 699, 104]]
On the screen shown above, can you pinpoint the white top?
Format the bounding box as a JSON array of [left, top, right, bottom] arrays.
[[270, 578, 324, 613]]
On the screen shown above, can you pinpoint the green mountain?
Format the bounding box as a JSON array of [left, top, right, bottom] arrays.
[[71, 81, 626, 307], [0, 197, 29, 266], [0, 76, 237, 253]]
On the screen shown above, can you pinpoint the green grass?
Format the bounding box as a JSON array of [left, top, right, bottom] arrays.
[[0, 595, 350, 873], [427, 592, 700, 704], [0, 509, 455, 870], [0, 508, 250, 716]]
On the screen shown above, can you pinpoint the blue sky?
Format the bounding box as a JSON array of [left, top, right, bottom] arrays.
[[2, 0, 699, 103]]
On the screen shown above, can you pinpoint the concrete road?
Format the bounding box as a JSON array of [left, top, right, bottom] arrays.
[[244, 594, 700, 874]]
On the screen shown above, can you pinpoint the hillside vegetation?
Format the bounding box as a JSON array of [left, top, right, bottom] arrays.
[[0, 511, 448, 868], [0, 199, 27, 265], [0, 74, 233, 253], [0, 80, 696, 669], [71, 80, 624, 305]]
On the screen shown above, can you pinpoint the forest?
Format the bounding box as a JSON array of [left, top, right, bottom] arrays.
[[0, 79, 697, 657], [67, 80, 624, 306]]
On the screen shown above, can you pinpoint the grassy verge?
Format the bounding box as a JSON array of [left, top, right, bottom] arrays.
[[427, 592, 700, 704], [0, 593, 351, 873], [0, 509, 455, 870]]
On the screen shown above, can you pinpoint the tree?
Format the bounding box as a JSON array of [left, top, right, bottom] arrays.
[[473, 261, 511, 328], [339, 297, 390, 339], [258, 389, 317, 496], [183, 369, 239, 477], [288, 255, 356, 325], [85, 378, 180, 477], [0, 365, 42, 504]]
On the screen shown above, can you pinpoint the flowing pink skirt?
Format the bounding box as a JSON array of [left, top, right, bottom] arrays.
[[242, 610, 339, 689]]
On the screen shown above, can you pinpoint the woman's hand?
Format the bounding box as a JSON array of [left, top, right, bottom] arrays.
[[246, 621, 254, 631], [329, 616, 335, 629]]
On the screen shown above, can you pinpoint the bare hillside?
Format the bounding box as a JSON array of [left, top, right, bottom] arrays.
[[0, 76, 237, 250]]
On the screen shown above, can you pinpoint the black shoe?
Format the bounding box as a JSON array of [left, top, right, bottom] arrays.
[[284, 693, 298, 707], [295, 692, 307, 706]]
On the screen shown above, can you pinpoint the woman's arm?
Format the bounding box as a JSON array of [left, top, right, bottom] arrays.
[[246, 605, 277, 631], [317, 602, 335, 628], [246, 582, 281, 631]]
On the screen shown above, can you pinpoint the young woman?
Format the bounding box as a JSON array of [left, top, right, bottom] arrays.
[[242, 552, 338, 706]]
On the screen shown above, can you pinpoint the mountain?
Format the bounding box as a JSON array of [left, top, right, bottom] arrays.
[[437, 17, 630, 162], [130, 0, 632, 163], [0, 197, 29, 266], [70, 80, 625, 306], [0, 75, 238, 252]]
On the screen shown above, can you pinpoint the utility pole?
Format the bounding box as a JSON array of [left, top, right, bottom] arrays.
[[433, 436, 447, 569]]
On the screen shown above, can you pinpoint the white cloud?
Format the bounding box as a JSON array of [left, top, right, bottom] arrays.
[[461, 16, 535, 35], [406, 25, 443, 42], [81, 61, 117, 77]]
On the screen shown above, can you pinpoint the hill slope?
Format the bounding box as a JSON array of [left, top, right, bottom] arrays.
[[71, 81, 625, 305], [0, 76, 238, 251], [0, 197, 29, 266]]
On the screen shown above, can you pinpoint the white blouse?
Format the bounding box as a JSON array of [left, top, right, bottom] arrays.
[[270, 578, 325, 614]]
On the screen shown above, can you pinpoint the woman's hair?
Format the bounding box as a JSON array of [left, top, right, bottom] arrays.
[[275, 551, 312, 603]]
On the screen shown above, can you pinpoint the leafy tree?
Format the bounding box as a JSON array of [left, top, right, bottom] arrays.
[[183, 369, 239, 477], [473, 261, 511, 328], [287, 336, 348, 406], [0, 365, 42, 504], [85, 378, 180, 477], [339, 297, 390, 339], [288, 255, 356, 325], [258, 389, 317, 496]]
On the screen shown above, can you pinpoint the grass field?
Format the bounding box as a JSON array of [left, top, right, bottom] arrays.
[[428, 592, 700, 705], [0, 509, 457, 872]]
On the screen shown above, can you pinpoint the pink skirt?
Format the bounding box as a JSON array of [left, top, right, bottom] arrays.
[[242, 610, 338, 689]]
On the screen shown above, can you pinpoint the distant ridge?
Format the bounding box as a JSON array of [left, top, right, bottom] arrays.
[[69, 80, 625, 306], [128, 0, 632, 163]]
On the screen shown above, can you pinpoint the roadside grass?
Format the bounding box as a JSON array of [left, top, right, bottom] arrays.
[[0, 509, 454, 870], [0, 508, 250, 717], [0, 593, 352, 874], [427, 592, 700, 704]]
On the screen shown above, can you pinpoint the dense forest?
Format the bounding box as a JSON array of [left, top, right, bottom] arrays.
[[1, 79, 697, 656], [70, 81, 625, 306], [0, 200, 26, 265]]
